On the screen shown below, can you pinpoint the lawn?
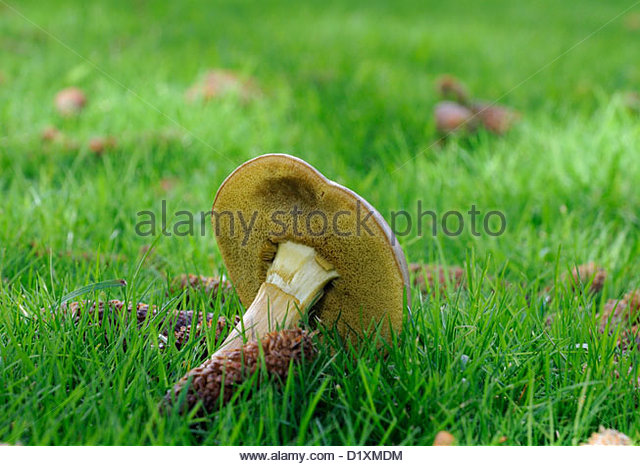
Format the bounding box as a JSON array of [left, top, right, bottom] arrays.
[[1, 0, 640, 446]]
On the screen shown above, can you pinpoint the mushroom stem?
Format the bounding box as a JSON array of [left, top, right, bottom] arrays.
[[215, 241, 338, 354]]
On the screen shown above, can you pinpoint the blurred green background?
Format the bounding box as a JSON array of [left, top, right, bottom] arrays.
[[1, 0, 640, 446]]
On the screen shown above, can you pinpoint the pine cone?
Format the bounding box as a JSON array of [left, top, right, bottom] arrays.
[[583, 427, 632, 445], [434, 101, 478, 134], [57, 300, 237, 350], [598, 290, 640, 350], [166, 328, 316, 413], [435, 75, 470, 104], [469, 101, 520, 135], [565, 263, 606, 295], [170, 274, 233, 307]]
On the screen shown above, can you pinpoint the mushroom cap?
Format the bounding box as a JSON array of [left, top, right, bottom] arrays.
[[212, 154, 410, 343]]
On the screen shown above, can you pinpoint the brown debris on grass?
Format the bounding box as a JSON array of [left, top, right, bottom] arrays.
[[170, 274, 233, 307], [598, 290, 640, 350], [435, 75, 470, 104], [41, 126, 62, 142], [88, 136, 117, 155], [433, 431, 456, 446], [28, 241, 126, 264], [409, 263, 465, 295], [599, 290, 640, 331], [621, 91, 640, 113], [469, 101, 520, 135], [565, 262, 606, 295], [185, 69, 259, 102], [583, 427, 632, 445], [54, 87, 86, 116], [165, 327, 316, 413], [159, 177, 178, 192], [624, 12, 640, 31], [543, 264, 607, 322], [434, 101, 477, 134], [432, 75, 520, 137], [58, 300, 238, 350]]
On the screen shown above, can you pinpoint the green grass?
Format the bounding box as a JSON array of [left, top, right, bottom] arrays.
[[2, 0, 640, 445]]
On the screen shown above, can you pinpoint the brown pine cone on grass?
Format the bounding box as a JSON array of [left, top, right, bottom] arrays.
[[170, 274, 233, 308], [566, 262, 606, 295], [57, 300, 237, 350], [435, 75, 470, 104], [469, 101, 520, 135], [433, 431, 456, 446], [598, 290, 640, 350], [433, 101, 478, 134], [583, 427, 632, 445], [165, 327, 316, 413], [544, 263, 606, 307]]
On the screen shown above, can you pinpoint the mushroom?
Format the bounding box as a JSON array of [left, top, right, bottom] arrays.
[[166, 154, 410, 410], [210, 154, 410, 353]]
